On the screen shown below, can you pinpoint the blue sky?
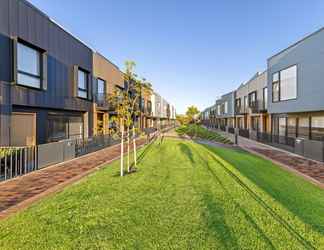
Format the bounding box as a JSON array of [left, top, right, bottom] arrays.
[[29, 0, 324, 114]]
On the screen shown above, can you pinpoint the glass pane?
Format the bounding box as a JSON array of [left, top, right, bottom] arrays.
[[78, 70, 87, 89], [97, 79, 105, 94], [18, 73, 41, 88], [279, 117, 286, 136], [17, 42, 40, 76], [78, 90, 87, 98], [273, 83, 279, 102], [272, 72, 279, 83], [69, 116, 83, 139], [47, 115, 68, 142], [287, 117, 296, 138], [311, 116, 324, 141], [298, 117, 309, 139], [280, 65, 297, 101], [263, 88, 268, 108]]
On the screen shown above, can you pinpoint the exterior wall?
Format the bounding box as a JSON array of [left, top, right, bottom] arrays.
[[268, 28, 324, 114], [0, 0, 94, 145], [215, 91, 235, 119], [93, 52, 124, 95]]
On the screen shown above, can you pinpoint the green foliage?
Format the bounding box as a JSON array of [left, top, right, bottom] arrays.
[[0, 148, 18, 158], [0, 139, 323, 249], [176, 114, 190, 125], [185, 105, 200, 123], [176, 124, 232, 144]]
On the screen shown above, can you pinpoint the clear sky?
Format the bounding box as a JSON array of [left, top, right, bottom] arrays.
[[29, 0, 324, 114]]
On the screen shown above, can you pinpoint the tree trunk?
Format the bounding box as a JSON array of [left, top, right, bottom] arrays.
[[120, 122, 124, 177], [133, 125, 137, 168], [127, 126, 130, 172]]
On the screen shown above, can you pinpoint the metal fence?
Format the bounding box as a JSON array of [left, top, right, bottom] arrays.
[[239, 129, 250, 138], [0, 146, 37, 181]]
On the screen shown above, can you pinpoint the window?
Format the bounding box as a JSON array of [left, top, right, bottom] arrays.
[[97, 78, 105, 101], [263, 87, 268, 109], [17, 42, 41, 88], [235, 98, 241, 112], [298, 117, 309, 139], [251, 117, 259, 131], [244, 96, 248, 110], [217, 105, 220, 115], [78, 69, 88, 98], [287, 117, 297, 138], [248, 92, 257, 107], [272, 65, 297, 102], [280, 66, 297, 100], [224, 102, 228, 114], [311, 116, 324, 141], [279, 117, 286, 137]]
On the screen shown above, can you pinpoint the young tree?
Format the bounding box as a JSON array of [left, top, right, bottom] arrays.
[[108, 60, 153, 176]]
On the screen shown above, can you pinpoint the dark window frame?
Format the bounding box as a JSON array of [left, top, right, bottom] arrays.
[[77, 68, 89, 99], [17, 39, 44, 90]]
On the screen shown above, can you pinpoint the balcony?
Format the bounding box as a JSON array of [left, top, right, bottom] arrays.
[[249, 100, 267, 114], [235, 106, 247, 115]]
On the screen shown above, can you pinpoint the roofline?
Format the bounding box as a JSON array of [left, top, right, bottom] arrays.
[[268, 26, 324, 61], [94, 52, 121, 71]]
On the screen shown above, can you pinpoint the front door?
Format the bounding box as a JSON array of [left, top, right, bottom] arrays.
[[11, 112, 36, 146]]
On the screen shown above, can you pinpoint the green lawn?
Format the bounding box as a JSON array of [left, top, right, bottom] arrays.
[[0, 138, 323, 249], [176, 124, 232, 144]]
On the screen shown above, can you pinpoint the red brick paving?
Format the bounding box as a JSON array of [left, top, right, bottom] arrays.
[[0, 138, 146, 220], [237, 136, 324, 188]]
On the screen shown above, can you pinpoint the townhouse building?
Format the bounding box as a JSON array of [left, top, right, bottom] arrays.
[[202, 27, 324, 162], [0, 0, 94, 146], [215, 92, 235, 132], [92, 52, 124, 135], [267, 27, 324, 161], [0, 0, 177, 147], [234, 71, 269, 139]]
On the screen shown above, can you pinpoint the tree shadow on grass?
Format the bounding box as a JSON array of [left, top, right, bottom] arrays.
[[202, 145, 324, 237], [179, 143, 195, 164], [192, 145, 315, 250]]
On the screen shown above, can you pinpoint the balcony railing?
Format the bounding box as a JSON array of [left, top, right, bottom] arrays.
[[235, 106, 247, 115], [95, 93, 109, 108], [249, 100, 267, 113]]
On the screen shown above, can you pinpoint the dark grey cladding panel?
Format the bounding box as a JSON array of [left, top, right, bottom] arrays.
[[0, 0, 9, 34]]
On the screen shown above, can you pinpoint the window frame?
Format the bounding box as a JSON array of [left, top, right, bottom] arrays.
[[263, 87, 268, 110], [272, 64, 297, 103], [17, 40, 43, 90], [248, 91, 257, 107], [77, 68, 89, 99]]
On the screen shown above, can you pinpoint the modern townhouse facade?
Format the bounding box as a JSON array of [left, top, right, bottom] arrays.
[[267, 27, 324, 161], [0, 0, 93, 146], [215, 91, 235, 132], [234, 71, 269, 139], [202, 27, 324, 162], [92, 52, 124, 135]]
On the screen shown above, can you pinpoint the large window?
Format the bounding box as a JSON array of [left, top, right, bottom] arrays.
[[224, 102, 228, 114], [263, 87, 268, 109], [251, 116, 259, 131], [272, 65, 297, 102], [272, 73, 279, 102], [97, 78, 105, 101], [311, 116, 324, 141], [47, 114, 83, 142], [287, 117, 297, 138], [280, 66, 297, 100], [248, 92, 257, 107], [244, 96, 248, 110], [298, 117, 309, 139], [17, 42, 41, 88], [78, 69, 88, 98]]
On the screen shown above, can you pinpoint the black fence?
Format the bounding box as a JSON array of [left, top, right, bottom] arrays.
[[228, 127, 235, 134], [220, 126, 226, 132], [239, 129, 250, 138]]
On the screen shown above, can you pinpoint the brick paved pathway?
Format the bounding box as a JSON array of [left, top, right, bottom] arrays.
[[237, 136, 324, 187], [205, 127, 324, 188], [0, 138, 146, 219]]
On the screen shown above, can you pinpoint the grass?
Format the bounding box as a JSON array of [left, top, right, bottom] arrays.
[[176, 124, 232, 144], [0, 138, 323, 249]]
